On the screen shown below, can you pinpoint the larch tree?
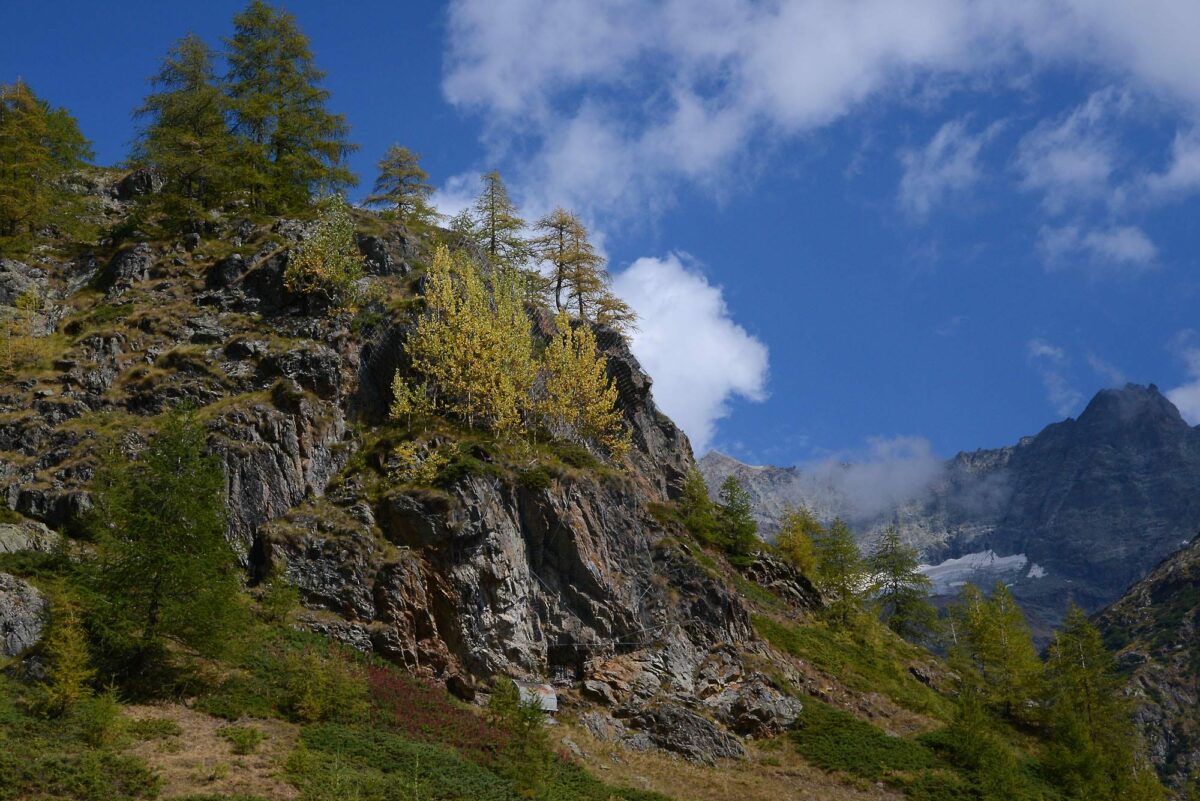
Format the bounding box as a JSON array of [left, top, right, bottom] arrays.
[[87, 409, 243, 673], [472, 171, 529, 272], [364, 144, 437, 227], [0, 80, 92, 248], [717, 475, 759, 563], [133, 34, 240, 224], [1042, 604, 1165, 801], [867, 526, 937, 640], [679, 468, 719, 544], [406, 244, 534, 434], [225, 0, 356, 212], [813, 518, 867, 624], [950, 582, 1043, 722], [282, 194, 363, 310], [775, 505, 822, 577], [538, 310, 628, 458]]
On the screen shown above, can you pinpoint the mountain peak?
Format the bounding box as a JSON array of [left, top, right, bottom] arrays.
[[1076, 383, 1188, 431]]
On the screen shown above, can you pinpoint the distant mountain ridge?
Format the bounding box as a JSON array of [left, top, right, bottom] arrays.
[[701, 384, 1200, 633]]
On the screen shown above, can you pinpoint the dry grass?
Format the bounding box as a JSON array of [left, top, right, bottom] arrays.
[[558, 723, 902, 801], [123, 702, 300, 800]]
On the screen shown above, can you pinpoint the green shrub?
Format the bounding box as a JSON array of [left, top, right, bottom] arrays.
[[219, 724, 266, 755], [518, 465, 553, 492], [281, 646, 369, 724], [551, 442, 600, 471], [73, 687, 124, 747], [127, 716, 183, 741], [791, 697, 935, 780]]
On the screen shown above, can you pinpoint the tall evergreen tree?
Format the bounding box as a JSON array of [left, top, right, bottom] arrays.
[[1042, 605, 1165, 801], [867, 526, 937, 639], [717, 476, 759, 562], [0, 80, 91, 247], [950, 583, 1043, 721], [133, 34, 240, 223], [364, 144, 437, 227], [679, 468, 719, 544], [225, 0, 356, 212], [472, 171, 528, 271], [812, 519, 867, 624], [88, 409, 243, 673]]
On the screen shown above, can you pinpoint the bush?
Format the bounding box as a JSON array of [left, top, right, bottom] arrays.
[[127, 716, 183, 740], [281, 645, 369, 724], [518, 465, 553, 492], [219, 724, 265, 755], [791, 697, 935, 780], [282, 195, 363, 310], [73, 687, 125, 747]]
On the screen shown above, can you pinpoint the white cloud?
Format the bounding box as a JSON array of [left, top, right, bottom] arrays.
[[898, 119, 1001, 218], [1086, 352, 1127, 385], [443, 0, 1200, 220], [806, 436, 946, 521], [429, 171, 481, 220], [1038, 223, 1157, 272], [1015, 87, 1131, 213], [611, 254, 768, 453], [1028, 338, 1083, 416], [1166, 330, 1200, 424], [1144, 130, 1200, 199]]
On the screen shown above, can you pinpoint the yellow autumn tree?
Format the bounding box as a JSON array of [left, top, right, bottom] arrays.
[[539, 311, 629, 459], [403, 245, 534, 434]]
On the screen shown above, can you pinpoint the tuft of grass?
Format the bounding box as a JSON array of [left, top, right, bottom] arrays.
[[126, 715, 183, 741]]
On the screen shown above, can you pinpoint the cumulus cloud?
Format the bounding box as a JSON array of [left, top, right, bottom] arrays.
[[1166, 330, 1200, 424], [443, 0, 1200, 220], [611, 254, 768, 453], [1038, 223, 1157, 272], [1028, 338, 1083, 416], [899, 119, 1002, 218], [1144, 130, 1200, 200]]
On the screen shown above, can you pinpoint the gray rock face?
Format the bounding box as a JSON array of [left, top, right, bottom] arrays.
[[115, 167, 164, 199], [0, 572, 48, 657], [99, 244, 155, 295], [1098, 536, 1200, 791], [0, 259, 48, 306], [0, 518, 60, 554], [703, 384, 1200, 634], [623, 702, 747, 763]]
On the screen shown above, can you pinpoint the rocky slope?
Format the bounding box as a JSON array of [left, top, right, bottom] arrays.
[[701, 384, 1200, 634], [1098, 535, 1200, 791], [0, 174, 813, 764]]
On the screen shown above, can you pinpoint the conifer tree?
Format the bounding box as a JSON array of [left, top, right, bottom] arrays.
[[406, 245, 534, 434], [717, 476, 759, 561], [532, 208, 636, 332], [950, 582, 1042, 721], [0, 80, 92, 247], [867, 526, 937, 639], [133, 34, 239, 223], [538, 310, 628, 458], [812, 518, 867, 624], [225, 0, 356, 212], [472, 171, 529, 270], [88, 409, 243, 672], [364, 144, 437, 227], [775, 505, 821, 577], [37, 594, 95, 716], [679, 468, 719, 544], [1042, 604, 1166, 801]]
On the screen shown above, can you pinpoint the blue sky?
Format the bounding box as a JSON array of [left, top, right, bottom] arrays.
[[5, 0, 1200, 469]]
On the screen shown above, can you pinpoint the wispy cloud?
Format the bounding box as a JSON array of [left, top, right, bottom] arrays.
[[1166, 330, 1200, 424], [1038, 223, 1157, 273], [898, 119, 1002, 218], [1028, 338, 1084, 416]]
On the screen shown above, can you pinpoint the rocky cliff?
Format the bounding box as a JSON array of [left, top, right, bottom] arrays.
[[701, 384, 1200, 635], [1098, 535, 1200, 791], [0, 179, 810, 762]]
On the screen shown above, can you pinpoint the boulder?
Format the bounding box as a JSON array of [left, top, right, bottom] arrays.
[[706, 674, 803, 736], [623, 701, 747, 764], [0, 572, 48, 657], [0, 518, 61, 555], [99, 244, 154, 294], [0, 260, 48, 306], [115, 167, 164, 199]]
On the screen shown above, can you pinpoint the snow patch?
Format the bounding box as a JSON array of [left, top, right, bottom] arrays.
[[918, 550, 1029, 595], [1027, 563, 1047, 579]]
